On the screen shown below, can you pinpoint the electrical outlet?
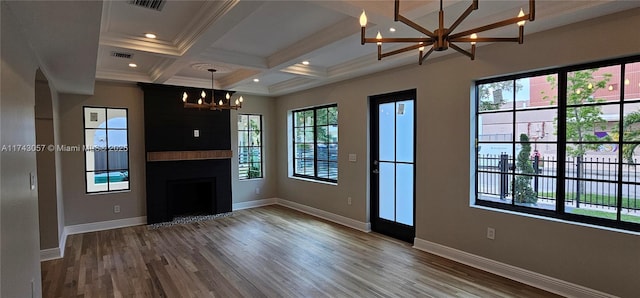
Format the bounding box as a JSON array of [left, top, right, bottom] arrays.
[[255, 187, 260, 195], [487, 227, 495, 240], [114, 205, 121, 213], [347, 197, 352, 205]]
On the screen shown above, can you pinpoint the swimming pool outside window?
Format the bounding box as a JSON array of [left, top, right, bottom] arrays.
[[83, 107, 130, 193]]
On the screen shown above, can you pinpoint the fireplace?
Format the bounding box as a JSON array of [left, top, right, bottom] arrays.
[[140, 83, 233, 224], [167, 178, 216, 218]]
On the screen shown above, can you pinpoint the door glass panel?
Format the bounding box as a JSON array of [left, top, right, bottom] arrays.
[[396, 163, 413, 225], [379, 162, 395, 221], [379, 103, 395, 161], [396, 100, 414, 163]]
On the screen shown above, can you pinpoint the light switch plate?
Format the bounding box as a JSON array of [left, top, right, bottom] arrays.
[[193, 129, 200, 137], [29, 172, 36, 190], [348, 154, 357, 162]]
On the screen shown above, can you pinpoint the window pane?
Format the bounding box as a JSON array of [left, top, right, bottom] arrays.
[[478, 80, 515, 112], [86, 129, 107, 149], [248, 163, 262, 179], [317, 144, 328, 160], [379, 162, 395, 221], [316, 108, 328, 125], [523, 74, 558, 108], [249, 115, 261, 129], [316, 126, 329, 143], [329, 144, 338, 162], [87, 172, 108, 192], [304, 110, 314, 126], [565, 105, 614, 145], [624, 62, 640, 101], [328, 125, 338, 143], [249, 147, 262, 162], [515, 109, 557, 142], [294, 128, 305, 142], [304, 128, 314, 142], [108, 170, 128, 183], [107, 109, 127, 128], [317, 161, 329, 179], [567, 66, 620, 106], [396, 163, 413, 226], [566, 179, 619, 220], [396, 100, 414, 163], [239, 131, 249, 147], [478, 112, 513, 144], [85, 146, 107, 171], [379, 102, 395, 161], [108, 130, 128, 147], [477, 144, 514, 203], [84, 108, 106, 129], [108, 150, 128, 170], [621, 183, 640, 224], [294, 111, 305, 127], [238, 115, 248, 130], [329, 162, 338, 180], [328, 106, 338, 125]]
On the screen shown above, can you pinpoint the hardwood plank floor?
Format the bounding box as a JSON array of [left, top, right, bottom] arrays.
[[42, 205, 559, 297]]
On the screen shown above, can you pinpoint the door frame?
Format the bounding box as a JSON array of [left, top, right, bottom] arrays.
[[369, 89, 417, 243]]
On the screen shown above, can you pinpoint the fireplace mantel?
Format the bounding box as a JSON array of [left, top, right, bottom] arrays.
[[147, 150, 233, 162]]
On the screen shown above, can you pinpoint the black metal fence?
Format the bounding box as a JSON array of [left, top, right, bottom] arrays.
[[477, 154, 640, 211]]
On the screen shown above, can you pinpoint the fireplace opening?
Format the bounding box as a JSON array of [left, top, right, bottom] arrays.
[[167, 178, 216, 219]]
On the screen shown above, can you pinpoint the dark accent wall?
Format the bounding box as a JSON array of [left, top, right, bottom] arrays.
[[139, 83, 232, 224]]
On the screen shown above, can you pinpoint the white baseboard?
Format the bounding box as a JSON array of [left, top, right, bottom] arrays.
[[233, 198, 277, 211], [276, 198, 371, 232], [40, 247, 61, 262], [64, 216, 147, 236], [413, 238, 615, 298], [40, 228, 69, 261]]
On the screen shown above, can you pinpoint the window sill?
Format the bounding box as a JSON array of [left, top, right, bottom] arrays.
[[239, 177, 264, 182], [86, 189, 131, 196], [470, 204, 640, 236], [289, 175, 337, 186]]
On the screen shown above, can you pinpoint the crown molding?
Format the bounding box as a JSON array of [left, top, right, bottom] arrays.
[[217, 68, 262, 89], [269, 77, 316, 95], [280, 65, 327, 78], [100, 33, 181, 57], [174, 0, 240, 54], [96, 69, 152, 83]]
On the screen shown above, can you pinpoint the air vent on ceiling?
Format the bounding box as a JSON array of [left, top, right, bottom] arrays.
[[128, 0, 165, 11], [110, 51, 133, 59]]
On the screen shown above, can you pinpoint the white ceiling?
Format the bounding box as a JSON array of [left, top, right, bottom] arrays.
[[6, 0, 640, 96]]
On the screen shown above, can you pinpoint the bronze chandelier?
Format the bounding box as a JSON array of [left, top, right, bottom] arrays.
[[360, 0, 535, 65]]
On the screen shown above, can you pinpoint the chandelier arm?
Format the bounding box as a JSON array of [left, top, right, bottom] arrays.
[[419, 47, 435, 65], [447, 0, 479, 35], [449, 43, 474, 60], [382, 43, 433, 59], [364, 37, 433, 44], [452, 37, 519, 43], [396, 15, 436, 38], [449, 14, 530, 40]]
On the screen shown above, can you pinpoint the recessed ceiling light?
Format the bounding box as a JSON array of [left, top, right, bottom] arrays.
[[389, 27, 396, 32], [302, 61, 310, 65], [128, 63, 138, 68], [145, 33, 157, 39], [253, 78, 260, 82]]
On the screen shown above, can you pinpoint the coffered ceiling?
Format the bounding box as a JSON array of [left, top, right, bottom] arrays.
[[6, 1, 640, 96]]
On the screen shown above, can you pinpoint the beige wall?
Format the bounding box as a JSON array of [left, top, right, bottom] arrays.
[[35, 77, 60, 250], [231, 95, 278, 203], [58, 82, 146, 225], [1, 3, 43, 297], [56, 83, 280, 224], [275, 8, 640, 297]]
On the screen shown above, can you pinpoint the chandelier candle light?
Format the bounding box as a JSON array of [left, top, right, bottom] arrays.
[[360, 0, 535, 65], [182, 68, 243, 111]]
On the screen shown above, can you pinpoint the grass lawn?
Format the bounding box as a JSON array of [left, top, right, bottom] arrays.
[[570, 208, 640, 223], [540, 192, 640, 209]]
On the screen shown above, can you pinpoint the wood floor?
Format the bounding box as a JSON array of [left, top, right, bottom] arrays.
[[41, 205, 559, 297]]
